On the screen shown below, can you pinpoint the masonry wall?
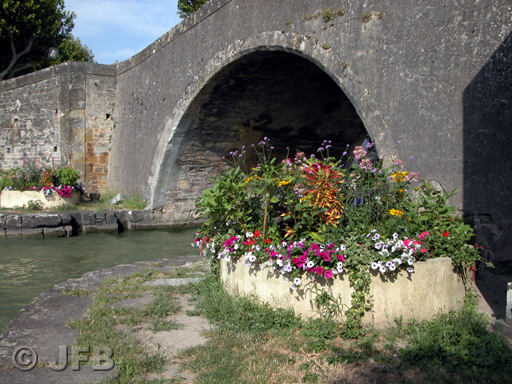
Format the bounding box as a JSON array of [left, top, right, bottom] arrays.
[[0, 63, 116, 193]]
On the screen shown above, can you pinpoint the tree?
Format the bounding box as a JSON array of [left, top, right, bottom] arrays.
[[177, 0, 210, 19], [0, 0, 94, 80]]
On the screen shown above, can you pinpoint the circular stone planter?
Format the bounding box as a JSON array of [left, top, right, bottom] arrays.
[[221, 257, 466, 326], [0, 189, 80, 209]]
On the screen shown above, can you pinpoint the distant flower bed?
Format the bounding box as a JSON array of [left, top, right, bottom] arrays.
[[0, 159, 84, 199], [193, 138, 483, 333]]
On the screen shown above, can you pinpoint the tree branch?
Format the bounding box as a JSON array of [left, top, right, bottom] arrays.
[[0, 34, 35, 80]]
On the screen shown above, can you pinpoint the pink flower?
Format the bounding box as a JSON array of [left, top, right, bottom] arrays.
[[418, 231, 430, 240], [337, 254, 345, 262], [324, 270, 333, 279], [353, 146, 367, 160], [315, 266, 324, 275], [421, 248, 427, 253]]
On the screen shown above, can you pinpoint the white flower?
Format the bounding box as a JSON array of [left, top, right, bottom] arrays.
[[371, 262, 379, 270], [388, 263, 396, 271], [379, 266, 387, 274], [375, 241, 383, 250], [407, 268, 414, 273], [249, 255, 256, 262], [407, 258, 414, 265], [393, 232, 399, 240], [339, 244, 346, 251], [293, 277, 301, 286], [224, 255, 231, 261], [276, 259, 284, 267], [306, 261, 315, 268], [372, 233, 381, 241], [245, 231, 253, 238], [337, 262, 344, 273], [234, 243, 239, 250]]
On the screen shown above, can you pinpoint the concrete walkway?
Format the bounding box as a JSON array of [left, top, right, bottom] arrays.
[[0, 256, 206, 384]]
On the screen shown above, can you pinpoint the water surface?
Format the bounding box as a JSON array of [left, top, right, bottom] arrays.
[[0, 229, 198, 330]]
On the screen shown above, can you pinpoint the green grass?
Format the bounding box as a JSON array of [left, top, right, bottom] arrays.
[[67, 264, 512, 384]]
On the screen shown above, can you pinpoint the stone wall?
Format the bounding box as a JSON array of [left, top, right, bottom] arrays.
[[0, 63, 116, 193], [0, 210, 179, 238]]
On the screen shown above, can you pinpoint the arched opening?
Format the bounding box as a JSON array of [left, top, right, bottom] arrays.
[[159, 51, 371, 220]]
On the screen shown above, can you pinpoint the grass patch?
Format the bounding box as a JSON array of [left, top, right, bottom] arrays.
[[177, 274, 512, 384]]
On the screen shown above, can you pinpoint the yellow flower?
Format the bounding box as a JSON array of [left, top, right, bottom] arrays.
[[389, 209, 404, 217], [277, 179, 292, 187], [391, 171, 408, 182]]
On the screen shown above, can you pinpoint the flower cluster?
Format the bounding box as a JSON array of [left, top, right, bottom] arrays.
[[195, 138, 482, 291]]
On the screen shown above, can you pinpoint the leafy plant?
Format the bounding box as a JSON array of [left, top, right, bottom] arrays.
[[55, 166, 79, 187], [194, 139, 484, 337]]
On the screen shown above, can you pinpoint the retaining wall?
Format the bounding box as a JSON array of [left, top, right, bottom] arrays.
[[0, 210, 183, 239]]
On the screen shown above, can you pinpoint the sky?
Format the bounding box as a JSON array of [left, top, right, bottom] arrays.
[[65, 0, 183, 65]]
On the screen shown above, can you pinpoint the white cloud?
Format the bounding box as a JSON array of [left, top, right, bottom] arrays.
[[65, 0, 182, 63]]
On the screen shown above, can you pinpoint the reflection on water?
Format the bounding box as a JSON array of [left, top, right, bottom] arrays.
[[0, 228, 198, 330]]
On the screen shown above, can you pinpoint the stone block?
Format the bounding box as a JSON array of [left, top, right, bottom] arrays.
[[95, 212, 106, 224], [5, 228, 21, 237], [81, 212, 95, 226], [135, 221, 172, 230], [97, 223, 119, 233], [105, 211, 118, 224], [5, 214, 21, 229], [507, 282, 512, 326], [21, 213, 62, 228], [64, 225, 73, 237], [21, 227, 44, 238], [127, 210, 144, 222], [60, 213, 73, 225], [43, 226, 67, 238], [0, 213, 6, 228]]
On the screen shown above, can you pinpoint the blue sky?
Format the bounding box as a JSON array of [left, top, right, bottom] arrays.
[[65, 0, 183, 64]]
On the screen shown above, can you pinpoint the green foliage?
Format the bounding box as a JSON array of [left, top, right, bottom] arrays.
[[55, 165, 79, 186], [400, 309, 512, 375], [0, 0, 93, 80], [27, 199, 43, 210], [195, 139, 485, 338], [188, 274, 302, 336], [177, 0, 210, 18]]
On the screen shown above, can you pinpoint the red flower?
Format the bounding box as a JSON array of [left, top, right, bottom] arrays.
[[264, 239, 271, 244], [442, 231, 450, 237], [247, 239, 255, 246], [254, 230, 261, 238]]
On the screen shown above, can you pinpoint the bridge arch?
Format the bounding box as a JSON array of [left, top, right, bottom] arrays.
[[148, 32, 397, 217]]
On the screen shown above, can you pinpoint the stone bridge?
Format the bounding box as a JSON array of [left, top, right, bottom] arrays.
[[0, 0, 511, 263]]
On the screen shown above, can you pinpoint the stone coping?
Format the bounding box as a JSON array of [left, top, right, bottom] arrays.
[[221, 257, 466, 327], [0, 210, 197, 238]]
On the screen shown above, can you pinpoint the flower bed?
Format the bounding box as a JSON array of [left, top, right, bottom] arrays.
[[0, 189, 80, 209], [0, 161, 83, 209], [194, 138, 483, 333], [221, 257, 465, 325]]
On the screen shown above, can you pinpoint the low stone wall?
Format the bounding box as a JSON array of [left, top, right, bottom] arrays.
[[0, 210, 183, 238], [221, 257, 466, 327]]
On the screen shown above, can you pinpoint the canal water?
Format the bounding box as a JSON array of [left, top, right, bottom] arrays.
[[0, 228, 198, 330]]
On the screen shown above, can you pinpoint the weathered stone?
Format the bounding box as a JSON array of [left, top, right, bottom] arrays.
[[21, 213, 61, 228], [105, 211, 118, 224], [81, 212, 95, 226], [5, 214, 21, 229], [21, 227, 44, 238], [135, 221, 173, 230], [60, 212, 73, 225], [109, 193, 124, 205], [64, 225, 73, 237], [5, 228, 21, 237], [95, 211, 106, 224], [43, 226, 67, 238], [127, 210, 145, 223]]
